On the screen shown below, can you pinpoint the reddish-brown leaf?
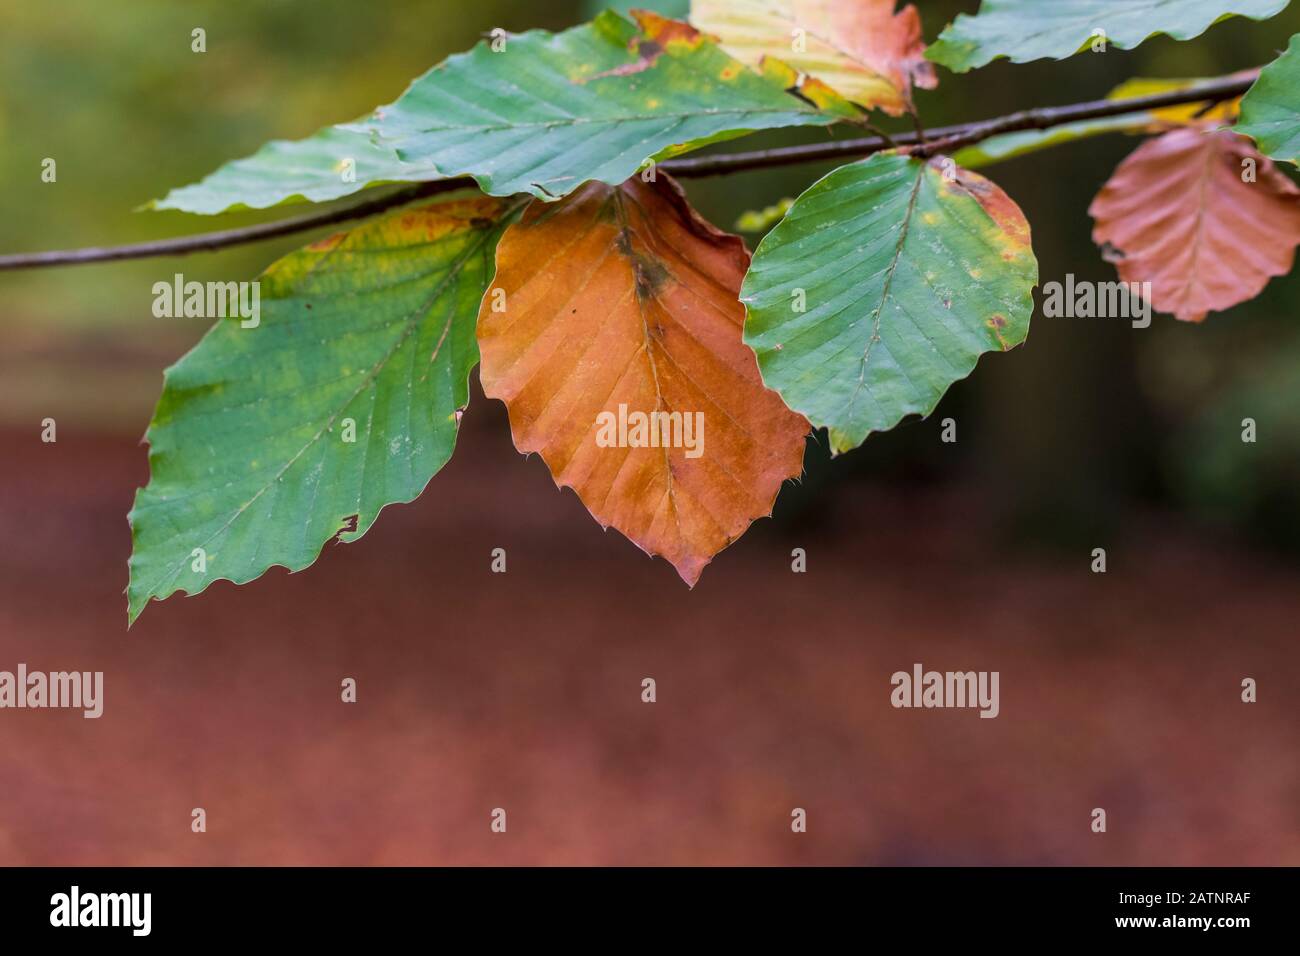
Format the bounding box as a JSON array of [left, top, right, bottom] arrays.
[[1090, 127, 1300, 322], [477, 176, 809, 585]]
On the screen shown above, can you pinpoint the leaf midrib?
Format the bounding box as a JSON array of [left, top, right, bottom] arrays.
[[381, 102, 824, 140], [840, 159, 926, 422]]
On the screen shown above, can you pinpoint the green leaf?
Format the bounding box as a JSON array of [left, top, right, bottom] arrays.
[[741, 153, 1037, 454], [126, 197, 520, 623], [154, 11, 852, 214], [927, 0, 1291, 73], [151, 126, 439, 215], [352, 10, 856, 200], [1237, 33, 1300, 165]]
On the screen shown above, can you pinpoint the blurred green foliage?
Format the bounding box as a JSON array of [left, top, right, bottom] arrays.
[[1, 0, 1298, 555]]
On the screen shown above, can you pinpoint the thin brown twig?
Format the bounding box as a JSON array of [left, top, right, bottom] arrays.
[[0, 72, 1257, 273], [908, 102, 927, 145]]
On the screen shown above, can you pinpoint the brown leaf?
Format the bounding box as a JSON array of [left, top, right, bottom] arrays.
[[691, 0, 937, 115], [1090, 127, 1300, 322], [477, 175, 809, 585]]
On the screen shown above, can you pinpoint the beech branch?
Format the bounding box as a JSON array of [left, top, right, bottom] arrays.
[[0, 72, 1256, 273]]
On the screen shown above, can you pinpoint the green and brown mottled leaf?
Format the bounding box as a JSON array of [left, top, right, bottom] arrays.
[[742, 152, 1037, 453], [127, 197, 519, 623], [154, 11, 854, 214], [353, 10, 857, 200]]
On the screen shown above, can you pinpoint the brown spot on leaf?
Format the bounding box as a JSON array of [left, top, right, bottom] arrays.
[[307, 233, 346, 253], [632, 253, 671, 302], [586, 41, 666, 81], [580, 12, 705, 82], [987, 314, 1009, 349]]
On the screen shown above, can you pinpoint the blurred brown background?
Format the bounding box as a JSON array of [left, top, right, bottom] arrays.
[[0, 0, 1297, 865]]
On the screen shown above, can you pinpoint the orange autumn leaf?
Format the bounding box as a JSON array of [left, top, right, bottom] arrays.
[[477, 175, 809, 585], [1090, 127, 1300, 322], [691, 0, 936, 115]]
